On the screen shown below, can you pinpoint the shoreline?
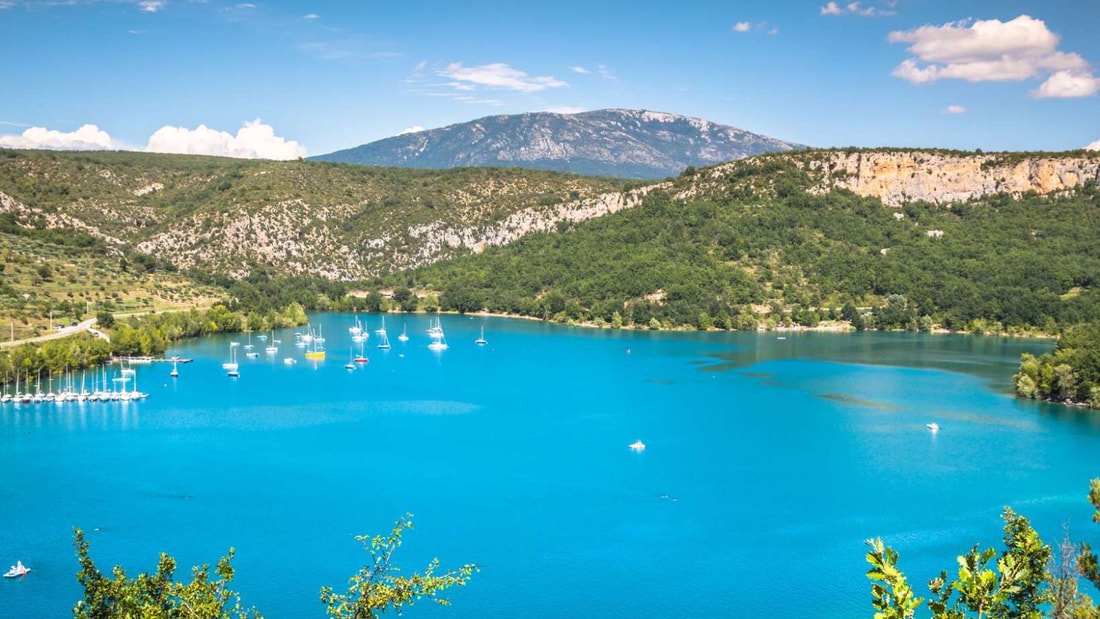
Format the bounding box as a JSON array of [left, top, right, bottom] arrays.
[[452, 310, 1056, 339]]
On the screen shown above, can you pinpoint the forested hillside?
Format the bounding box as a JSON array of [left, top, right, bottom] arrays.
[[398, 157, 1100, 332]]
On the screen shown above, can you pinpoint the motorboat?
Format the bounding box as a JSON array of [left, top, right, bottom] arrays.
[[629, 440, 646, 452], [4, 560, 29, 578]]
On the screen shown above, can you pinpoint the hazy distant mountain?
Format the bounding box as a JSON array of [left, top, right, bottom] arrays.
[[312, 109, 804, 178]]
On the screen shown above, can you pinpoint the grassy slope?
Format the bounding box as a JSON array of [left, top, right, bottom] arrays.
[[0, 149, 632, 280]]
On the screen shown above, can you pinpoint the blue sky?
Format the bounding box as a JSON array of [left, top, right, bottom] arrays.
[[1, 0, 1098, 158]]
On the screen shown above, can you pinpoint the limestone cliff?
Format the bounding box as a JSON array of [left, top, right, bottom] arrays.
[[804, 151, 1100, 207]]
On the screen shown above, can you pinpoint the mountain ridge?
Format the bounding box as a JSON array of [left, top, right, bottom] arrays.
[[0, 148, 1097, 285], [311, 109, 803, 178]]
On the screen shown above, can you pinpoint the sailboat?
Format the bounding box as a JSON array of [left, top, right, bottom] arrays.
[[243, 331, 254, 351], [354, 340, 369, 364], [475, 326, 487, 346], [397, 323, 409, 343], [344, 347, 356, 370], [170, 358, 179, 378], [427, 317, 448, 351], [305, 330, 325, 360], [223, 344, 239, 376], [377, 323, 391, 350], [264, 330, 278, 355], [375, 316, 387, 336]]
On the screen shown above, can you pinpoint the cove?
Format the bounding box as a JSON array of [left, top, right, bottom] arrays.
[[1, 315, 1096, 618]]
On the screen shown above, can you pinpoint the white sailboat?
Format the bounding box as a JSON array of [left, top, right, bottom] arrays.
[[265, 330, 278, 355], [427, 318, 448, 351], [375, 316, 387, 336], [377, 322, 391, 350], [223, 344, 239, 376], [344, 347, 356, 370], [475, 326, 487, 346], [170, 358, 179, 378], [243, 331, 254, 351], [397, 323, 409, 343]]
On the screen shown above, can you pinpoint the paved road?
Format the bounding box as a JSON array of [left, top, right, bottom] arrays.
[[0, 318, 102, 349]]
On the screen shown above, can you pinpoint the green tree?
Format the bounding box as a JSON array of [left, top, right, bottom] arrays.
[[867, 488, 1100, 618], [72, 529, 258, 619], [72, 514, 476, 619], [364, 291, 384, 313], [320, 513, 478, 618]]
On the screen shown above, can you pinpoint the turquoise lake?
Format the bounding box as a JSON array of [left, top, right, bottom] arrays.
[[2, 315, 1099, 617]]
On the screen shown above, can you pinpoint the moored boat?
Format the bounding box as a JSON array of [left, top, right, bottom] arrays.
[[4, 561, 29, 578]]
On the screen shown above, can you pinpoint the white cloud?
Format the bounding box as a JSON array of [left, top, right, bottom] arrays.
[[571, 66, 590, 74], [398, 125, 424, 135], [942, 104, 967, 114], [439, 63, 566, 93], [732, 21, 777, 34], [0, 124, 114, 150], [139, 0, 164, 13], [821, 1, 894, 17], [145, 119, 305, 160], [1086, 139, 1100, 151], [888, 15, 1098, 96], [1032, 70, 1100, 98]]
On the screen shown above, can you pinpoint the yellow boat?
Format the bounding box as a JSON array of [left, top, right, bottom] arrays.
[[305, 350, 325, 360]]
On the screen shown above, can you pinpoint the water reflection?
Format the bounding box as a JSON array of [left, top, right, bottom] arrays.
[[0, 401, 141, 432]]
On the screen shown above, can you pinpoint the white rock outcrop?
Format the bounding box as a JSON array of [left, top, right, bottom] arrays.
[[806, 151, 1100, 206]]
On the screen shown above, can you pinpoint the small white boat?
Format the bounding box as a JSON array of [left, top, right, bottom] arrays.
[[4, 560, 29, 578], [283, 358, 296, 365], [475, 326, 487, 346], [629, 440, 646, 452], [397, 323, 409, 343], [926, 423, 939, 431]]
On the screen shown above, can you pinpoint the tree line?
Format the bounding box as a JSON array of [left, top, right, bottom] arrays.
[[383, 160, 1100, 334], [1015, 322, 1100, 409]]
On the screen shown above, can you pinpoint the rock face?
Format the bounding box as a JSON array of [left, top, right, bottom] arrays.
[[805, 151, 1100, 206], [312, 109, 802, 179]]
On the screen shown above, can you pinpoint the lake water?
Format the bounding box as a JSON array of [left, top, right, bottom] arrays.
[[2, 315, 1098, 618]]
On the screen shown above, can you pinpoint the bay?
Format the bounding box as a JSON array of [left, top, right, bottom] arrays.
[[1, 315, 1097, 618]]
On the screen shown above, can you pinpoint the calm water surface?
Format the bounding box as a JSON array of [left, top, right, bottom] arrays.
[[2, 316, 1097, 618]]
